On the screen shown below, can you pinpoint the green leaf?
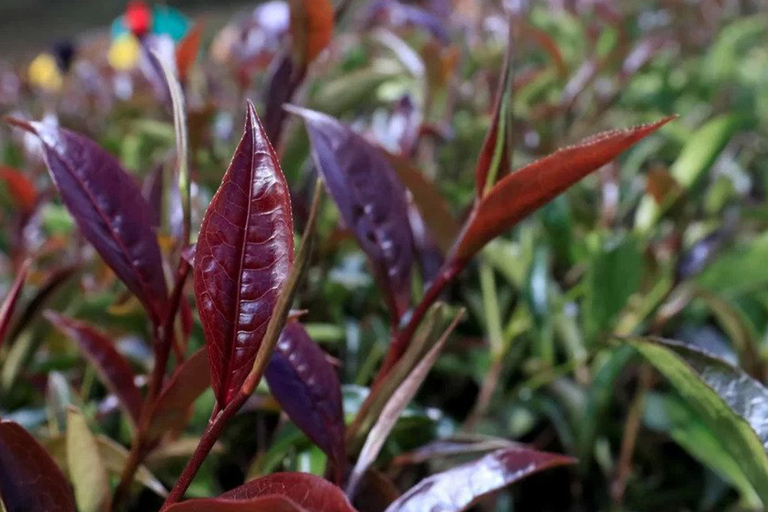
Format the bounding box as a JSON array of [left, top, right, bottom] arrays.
[[696, 233, 768, 296], [644, 392, 761, 508], [625, 336, 768, 506], [66, 408, 110, 512], [585, 233, 642, 337]]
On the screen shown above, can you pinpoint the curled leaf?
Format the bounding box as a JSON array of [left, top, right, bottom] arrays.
[[194, 100, 294, 406], [6, 118, 168, 322]]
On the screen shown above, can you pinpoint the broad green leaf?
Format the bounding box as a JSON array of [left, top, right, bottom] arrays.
[[625, 337, 768, 506], [66, 409, 110, 512], [696, 233, 768, 296], [644, 392, 761, 508]]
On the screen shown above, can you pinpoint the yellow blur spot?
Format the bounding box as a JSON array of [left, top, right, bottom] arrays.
[[109, 33, 141, 71], [28, 53, 63, 92]]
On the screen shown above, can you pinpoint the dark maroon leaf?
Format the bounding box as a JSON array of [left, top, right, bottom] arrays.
[[288, 106, 414, 320], [6, 119, 168, 323], [165, 495, 307, 512], [454, 117, 675, 262], [263, 54, 299, 148], [194, 100, 294, 406], [384, 447, 575, 512], [44, 311, 143, 425], [220, 472, 356, 512], [265, 321, 346, 478], [147, 347, 210, 441], [0, 420, 76, 512], [0, 259, 29, 349]]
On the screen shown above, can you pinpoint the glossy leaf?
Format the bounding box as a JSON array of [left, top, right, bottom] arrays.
[[0, 420, 76, 512], [6, 119, 168, 322], [264, 321, 346, 478], [0, 166, 37, 214], [626, 336, 768, 505], [194, 100, 294, 406], [147, 348, 210, 441], [289, 0, 334, 67], [66, 409, 109, 512], [644, 392, 761, 507], [0, 260, 29, 349], [453, 117, 674, 261], [44, 311, 142, 426], [289, 106, 414, 320], [165, 495, 306, 512], [220, 472, 356, 512], [383, 447, 575, 512]]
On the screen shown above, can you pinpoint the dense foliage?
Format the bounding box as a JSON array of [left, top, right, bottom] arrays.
[[1, 0, 767, 511]]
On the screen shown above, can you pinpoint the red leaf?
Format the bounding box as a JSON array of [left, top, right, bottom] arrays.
[[265, 322, 346, 480], [384, 447, 575, 512], [6, 119, 168, 323], [147, 347, 210, 441], [289, 0, 334, 67], [0, 260, 29, 349], [176, 21, 204, 84], [220, 472, 356, 512], [194, 100, 294, 406], [165, 495, 307, 512], [454, 117, 675, 261], [0, 166, 37, 214], [44, 311, 143, 425], [0, 420, 76, 512], [289, 106, 414, 320]]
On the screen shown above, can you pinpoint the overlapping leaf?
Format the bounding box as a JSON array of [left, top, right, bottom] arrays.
[[220, 472, 356, 511], [0, 420, 76, 512], [265, 321, 346, 478], [384, 447, 575, 512], [165, 495, 306, 512], [454, 117, 674, 261], [0, 260, 29, 349], [6, 119, 168, 322], [289, 106, 414, 320], [194, 100, 294, 406], [45, 311, 142, 425]]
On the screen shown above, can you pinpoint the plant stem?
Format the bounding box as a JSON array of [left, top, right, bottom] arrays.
[[112, 258, 192, 509], [463, 355, 504, 432], [374, 260, 462, 386]]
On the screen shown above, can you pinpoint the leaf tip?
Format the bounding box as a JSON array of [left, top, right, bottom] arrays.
[[4, 116, 36, 134]]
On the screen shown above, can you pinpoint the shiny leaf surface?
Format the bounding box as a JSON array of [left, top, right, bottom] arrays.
[[384, 447, 575, 512], [454, 117, 674, 261], [220, 472, 356, 512], [194, 100, 294, 406], [6, 119, 168, 322], [44, 311, 142, 426], [289, 106, 414, 320], [627, 336, 768, 506], [0, 420, 75, 512], [265, 321, 346, 477]]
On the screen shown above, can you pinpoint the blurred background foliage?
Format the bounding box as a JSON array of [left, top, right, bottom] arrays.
[[2, 0, 768, 510]]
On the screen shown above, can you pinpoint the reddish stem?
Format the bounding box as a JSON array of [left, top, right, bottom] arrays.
[[373, 260, 463, 387]]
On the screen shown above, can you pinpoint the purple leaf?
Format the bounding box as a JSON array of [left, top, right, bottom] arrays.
[[0, 260, 29, 349], [194, 100, 294, 406], [143, 163, 164, 229], [7, 119, 168, 323], [0, 420, 76, 512], [263, 54, 299, 149], [265, 321, 346, 480], [384, 447, 575, 512], [288, 106, 414, 321], [44, 311, 143, 425]]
